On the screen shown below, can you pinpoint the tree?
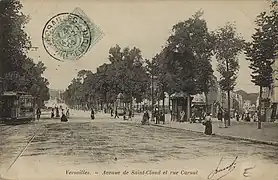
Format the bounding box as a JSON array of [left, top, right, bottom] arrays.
[[0, 0, 50, 107], [187, 11, 215, 111], [166, 10, 215, 106], [245, 1, 277, 128], [64, 78, 84, 108], [77, 69, 92, 82], [213, 23, 245, 126], [107, 45, 149, 108]]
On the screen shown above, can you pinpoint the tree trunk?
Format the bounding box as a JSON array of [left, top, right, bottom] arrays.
[[130, 95, 133, 110], [162, 94, 165, 114], [168, 93, 171, 111], [227, 90, 231, 126], [258, 86, 262, 129], [186, 96, 191, 122], [226, 59, 231, 126], [162, 92, 165, 117], [158, 98, 160, 113], [151, 72, 154, 121], [204, 91, 209, 113]]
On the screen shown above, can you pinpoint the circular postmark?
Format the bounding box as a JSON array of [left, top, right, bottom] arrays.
[[42, 13, 92, 61]]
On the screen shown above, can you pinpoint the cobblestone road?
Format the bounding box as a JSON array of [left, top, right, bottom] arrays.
[[1, 117, 278, 180]]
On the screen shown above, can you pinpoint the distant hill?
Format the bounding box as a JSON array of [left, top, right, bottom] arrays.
[[236, 90, 258, 104]]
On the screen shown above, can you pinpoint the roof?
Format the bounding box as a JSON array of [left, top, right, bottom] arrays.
[[2, 91, 29, 96], [170, 92, 189, 99], [117, 93, 124, 99]]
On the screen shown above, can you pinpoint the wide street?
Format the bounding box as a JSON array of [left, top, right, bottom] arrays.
[[1, 111, 278, 180]]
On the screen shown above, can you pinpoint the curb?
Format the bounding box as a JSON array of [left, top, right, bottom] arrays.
[[151, 124, 278, 147]]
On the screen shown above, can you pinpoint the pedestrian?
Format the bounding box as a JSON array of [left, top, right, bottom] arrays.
[[241, 113, 245, 121], [160, 112, 165, 124], [202, 112, 212, 135], [51, 108, 55, 119], [245, 113, 250, 122], [91, 108, 95, 120], [155, 109, 159, 124], [111, 108, 114, 117], [114, 108, 119, 119], [254, 111, 258, 122], [128, 109, 132, 120], [217, 108, 223, 128], [66, 108, 70, 118], [36, 108, 41, 121], [190, 112, 195, 123], [141, 110, 150, 125], [180, 110, 185, 122], [223, 110, 229, 128], [236, 112, 240, 121], [123, 109, 127, 120], [55, 107, 60, 118], [61, 110, 68, 122]]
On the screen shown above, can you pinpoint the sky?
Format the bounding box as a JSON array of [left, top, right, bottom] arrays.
[[21, 0, 271, 93]]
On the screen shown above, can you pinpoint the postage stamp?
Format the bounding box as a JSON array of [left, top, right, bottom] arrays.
[[42, 8, 104, 61]]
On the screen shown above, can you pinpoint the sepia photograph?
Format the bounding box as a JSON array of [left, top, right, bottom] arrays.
[[0, 0, 278, 179]]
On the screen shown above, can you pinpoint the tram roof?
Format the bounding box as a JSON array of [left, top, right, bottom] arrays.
[[2, 91, 31, 96]]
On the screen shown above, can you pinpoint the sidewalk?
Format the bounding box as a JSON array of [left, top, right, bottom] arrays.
[[151, 114, 278, 146]]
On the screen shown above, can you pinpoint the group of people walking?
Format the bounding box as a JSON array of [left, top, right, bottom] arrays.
[[35, 106, 69, 122], [141, 109, 166, 125], [110, 108, 133, 120], [217, 108, 230, 128], [51, 106, 69, 122]]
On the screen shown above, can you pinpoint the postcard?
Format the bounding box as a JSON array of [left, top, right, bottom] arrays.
[[0, 0, 278, 180]]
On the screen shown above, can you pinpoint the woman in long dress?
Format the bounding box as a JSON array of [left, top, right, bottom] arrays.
[[51, 108, 55, 119], [142, 111, 150, 125], [61, 109, 68, 122], [203, 112, 212, 135], [217, 109, 223, 128]]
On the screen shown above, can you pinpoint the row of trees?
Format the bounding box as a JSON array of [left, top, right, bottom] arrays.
[[63, 46, 150, 110], [64, 1, 277, 127], [0, 0, 50, 106], [63, 10, 243, 125], [245, 1, 277, 128]]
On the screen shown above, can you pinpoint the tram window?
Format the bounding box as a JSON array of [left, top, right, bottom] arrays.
[[3, 99, 13, 108], [20, 100, 25, 106]]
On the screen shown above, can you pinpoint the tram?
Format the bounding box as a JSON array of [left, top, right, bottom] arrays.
[[1, 91, 36, 124]]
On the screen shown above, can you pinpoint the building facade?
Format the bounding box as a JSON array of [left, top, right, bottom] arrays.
[[191, 76, 244, 117], [269, 51, 278, 120]]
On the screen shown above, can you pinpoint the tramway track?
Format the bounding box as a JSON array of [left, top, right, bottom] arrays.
[[6, 124, 44, 172]]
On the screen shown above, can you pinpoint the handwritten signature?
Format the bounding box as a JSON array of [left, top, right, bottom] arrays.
[[243, 165, 256, 177], [207, 156, 238, 180]]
